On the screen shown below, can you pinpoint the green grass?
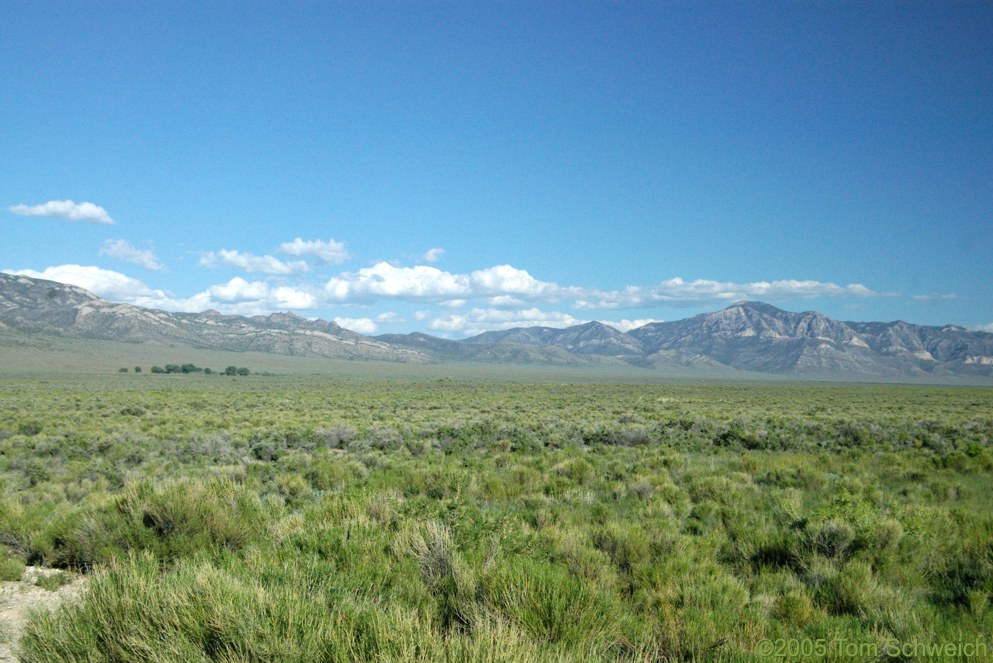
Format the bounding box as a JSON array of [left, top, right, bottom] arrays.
[[0, 554, 25, 581], [0, 374, 990, 660]]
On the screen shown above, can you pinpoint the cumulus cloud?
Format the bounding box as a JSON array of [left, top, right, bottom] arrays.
[[326, 262, 469, 301], [487, 295, 526, 307], [422, 247, 445, 263], [278, 238, 349, 264], [575, 277, 884, 309], [470, 265, 564, 298], [601, 318, 662, 332], [427, 307, 587, 336], [324, 262, 564, 304], [100, 239, 165, 271], [199, 277, 270, 303], [974, 323, 993, 333], [333, 317, 380, 334], [9, 200, 114, 224], [322, 261, 882, 312], [4, 264, 320, 316], [181, 278, 317, 314], [200, 249, 309, 275], [5, 265, 172, 308]]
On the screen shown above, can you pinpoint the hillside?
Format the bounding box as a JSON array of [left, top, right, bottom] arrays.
[[385, 302, 993, 382], [3, 273, 993, 382], [0, 273, 428, 363]]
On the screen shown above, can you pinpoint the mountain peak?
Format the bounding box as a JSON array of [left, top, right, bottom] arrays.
[[263, 311, 304, 323], [723, 301, 786, 315]]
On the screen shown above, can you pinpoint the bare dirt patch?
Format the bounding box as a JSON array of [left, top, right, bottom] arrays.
[[0, 567, 86, 662]]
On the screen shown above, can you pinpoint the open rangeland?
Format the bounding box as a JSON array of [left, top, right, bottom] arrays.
[[0, 370, 991, 661]]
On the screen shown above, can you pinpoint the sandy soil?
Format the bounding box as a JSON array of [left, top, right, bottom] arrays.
[[0, 567, 87, 662]]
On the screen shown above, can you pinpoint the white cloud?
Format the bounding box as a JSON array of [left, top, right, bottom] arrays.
[[487, 295, 526, 307], [321, 261, 889, 313], [913, 293, 959, 302], [201, 277, 270, 303], [470, 265, 563, 298], [333, 317, 379, 334], [576, 277, 884, 309], [324, 262, 564, 304], [5, 265, 171, 308], [601, 318, 662, 332], [975, 323, 993, 333], [271, 285, 316, 309], [4, 264, 319, 316], [422, 247, 445, 263], [100, 239, 165, 271], [200, 249, 309, 275], [182, 278, 316, 314], [278, 238, 349, 264], [427, 307, 586, 336], [325, 262, 470, 301], [9, 200, 114, 224]]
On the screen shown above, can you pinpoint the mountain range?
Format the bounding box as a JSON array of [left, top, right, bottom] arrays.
[[3, 272, 992, 382]]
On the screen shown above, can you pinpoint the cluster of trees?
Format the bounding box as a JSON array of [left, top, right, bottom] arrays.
[[120, 364, 249, 376]]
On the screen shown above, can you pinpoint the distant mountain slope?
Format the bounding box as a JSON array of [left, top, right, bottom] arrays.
[[464, 321, 645, 356], [846, 320, 993, 365], [375, 330, 630, 366], [0, 273, 429, 363], [384, 301, 993, 380], [628, 301, 993, 378], [3, 273, 992, 381], [627, 302, 878, 374]]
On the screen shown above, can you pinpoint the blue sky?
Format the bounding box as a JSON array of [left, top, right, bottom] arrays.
[[3, 1, 992, 336]]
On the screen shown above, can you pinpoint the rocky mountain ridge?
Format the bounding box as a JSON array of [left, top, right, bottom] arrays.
[[0, 273, 429, 363], [388, 301, 993, 380], [3, 272, 992, 381]]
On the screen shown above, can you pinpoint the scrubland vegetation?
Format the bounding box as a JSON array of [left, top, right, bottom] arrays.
[[0, 374, 991, 661]]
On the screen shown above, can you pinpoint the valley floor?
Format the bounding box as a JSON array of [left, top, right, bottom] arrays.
[[0, 374, 990, 660]]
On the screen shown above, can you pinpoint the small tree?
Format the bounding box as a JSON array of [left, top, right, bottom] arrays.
[[224, 366, 238, 376], [119, 367, 128, 373], [151, 366, 165, 374], [237, 367, 250, 376], [134, 366, 142, 373]]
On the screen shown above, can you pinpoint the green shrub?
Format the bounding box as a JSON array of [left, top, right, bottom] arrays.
[[811, 519, 856, 560], [36, 478, 270, 570], [0, 554, 25, 581], [35, 570, 72, 591], [17, 421, 43, 436], [480, 557, 622, 649]]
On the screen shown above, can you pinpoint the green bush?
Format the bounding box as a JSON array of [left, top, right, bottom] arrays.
[[480, 557, 622, 649], [34, 478, 270, 570], [0, 554, 25, 581]]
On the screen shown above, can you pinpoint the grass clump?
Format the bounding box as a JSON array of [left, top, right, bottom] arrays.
[[34, 570, 71, 592], [0, 554, 25, 581]]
